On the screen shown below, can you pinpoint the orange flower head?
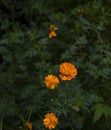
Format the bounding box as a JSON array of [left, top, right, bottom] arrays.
[[59, 62, 78, 80], [48, 24, 58, 38], [43, 113, 58, 130], [44, 75, 59, 89], [25, 121, 32, 130], [49, 31, 57, 38]]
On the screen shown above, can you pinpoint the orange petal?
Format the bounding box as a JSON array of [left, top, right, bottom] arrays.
[[49, 31, 57, 38]]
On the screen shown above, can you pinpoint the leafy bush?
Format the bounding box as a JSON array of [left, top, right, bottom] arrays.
[[0, 0, 111, 130]]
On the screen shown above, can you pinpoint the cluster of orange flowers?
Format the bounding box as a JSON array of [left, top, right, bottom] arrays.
[[25, 113, 58, 130], [43, 25, 78, 130], [44, 62, 78, 90], [26, 25, 78, 130], [43, 62, 78, 129]]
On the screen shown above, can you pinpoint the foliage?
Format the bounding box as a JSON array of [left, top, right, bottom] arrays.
[[92, 103, 111, 123], [0, 0, 111, 130]]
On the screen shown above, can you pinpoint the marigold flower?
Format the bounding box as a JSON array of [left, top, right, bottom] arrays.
[[59, 62, 78, 80], [44, 75, 59, 89], [43, 113, 58, 130], [48, 24, 58, 38], [25, 121, 32, 130]]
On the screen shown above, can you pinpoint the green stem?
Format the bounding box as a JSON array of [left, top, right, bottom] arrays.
[[10, 106, 25, 122], [38, 45, 45, 63], [35, 44, 45, 63], [27, 110, 32, 121], [35, 44, 45, 86], [64, 114, 74, 130], [12, 0, 16, 24]]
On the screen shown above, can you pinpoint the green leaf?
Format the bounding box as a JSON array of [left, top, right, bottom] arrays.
[[93, 104, 111, 123], [93, 103, 103, 123], [103, 105, 111, 119]]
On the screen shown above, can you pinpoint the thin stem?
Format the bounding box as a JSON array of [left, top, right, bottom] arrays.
[[10, 106, 25, 122], [27, 110, 32, 121], [35, 112, 43, 120], [35, 44, 45, 86], [35, 44, 45, 63], [12, 0, 16, 24], [38, 45, 45, 63], [64, 114, 75, 130]]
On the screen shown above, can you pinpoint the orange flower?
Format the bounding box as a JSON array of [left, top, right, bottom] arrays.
[[44, 75, 59, 89], [59, 62, 78, 80], [48, 24, 58, 38], [25, 121, 32, 130], [49, 31, 57, 38], [43, 113, 58, 130]]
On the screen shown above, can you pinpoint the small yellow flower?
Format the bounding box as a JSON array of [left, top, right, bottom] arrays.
[[59, 62, 78, 80], [43, 113, 58, 130], [25, 121, 32, 130], [44, 75, 59, 89], [48, 24, 58, 38]]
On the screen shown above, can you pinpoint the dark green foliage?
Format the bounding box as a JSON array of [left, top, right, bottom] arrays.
[[0, 0, 111, 130]]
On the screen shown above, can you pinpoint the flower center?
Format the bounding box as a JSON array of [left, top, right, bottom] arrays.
[[65, 71, 69, 75]]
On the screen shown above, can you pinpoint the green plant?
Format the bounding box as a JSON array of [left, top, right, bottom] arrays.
[[0, 0, 111, 130]]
